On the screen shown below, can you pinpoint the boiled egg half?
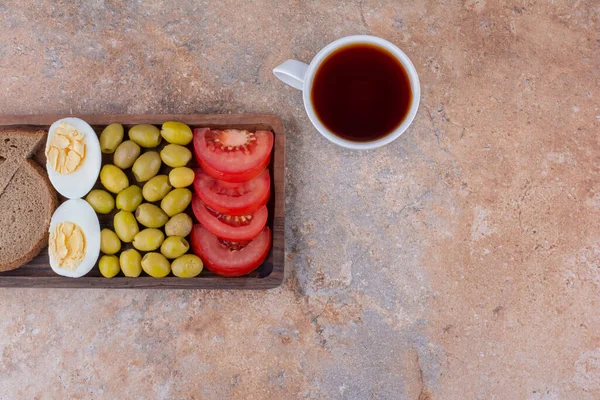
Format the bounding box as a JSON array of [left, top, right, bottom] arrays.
[[48, 199, 100, 278], [45, 117, 101, 199]]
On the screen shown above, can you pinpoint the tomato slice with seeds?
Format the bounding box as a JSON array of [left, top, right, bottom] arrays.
[[193, 169, 270, 216], [190, 224, 272, 277], [193, 128, 274, 183], [192, 196, 268, 241]]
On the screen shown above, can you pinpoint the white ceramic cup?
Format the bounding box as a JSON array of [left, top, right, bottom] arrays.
[[273, 35, 420, 150]]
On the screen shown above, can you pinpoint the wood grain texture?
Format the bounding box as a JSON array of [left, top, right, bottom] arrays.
[[0, 114, 285, 289]]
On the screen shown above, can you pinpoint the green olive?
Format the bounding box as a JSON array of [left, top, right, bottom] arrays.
[[142, 175, 172, 202], [129, 124, 161, 148], [171, 254, 203, 278], [164, 213, 193, 237], [113, 140, 141, 169], [100, 164, 129, 194], [160, 144, 192, 168], [132, 151, 161, 182], [113, 210, 139, 243], [160, 236, 189, 259], [161, 121, 193, 145], [120, 249, 142, 277], [85, 189, 115, 214], [99, 123, 124, 154], [168, 167, 194, 188], [135, 203, 168, 228], [116, 185, 143, 212], [99, 255, 120, 278], [132, 228, 165, 252], [100, 228, 121, 255], [141, 252, 171, 278], [160, 188, 192, 217]]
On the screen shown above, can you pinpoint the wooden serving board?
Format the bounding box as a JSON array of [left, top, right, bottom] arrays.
[[0, 114, 285, 289]]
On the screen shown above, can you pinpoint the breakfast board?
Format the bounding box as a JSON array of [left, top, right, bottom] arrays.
[[0, 114, 285, 289]]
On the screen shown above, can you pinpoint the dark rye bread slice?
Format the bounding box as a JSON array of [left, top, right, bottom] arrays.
[[0, 129, 46, 195], [0, 129, 55, 271], [0, 128, 46, 159], [0, 159, 57, 271]]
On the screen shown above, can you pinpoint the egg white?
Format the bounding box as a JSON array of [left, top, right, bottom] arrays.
[[46, 117, 102, 199], [48, 199, 101, 278]]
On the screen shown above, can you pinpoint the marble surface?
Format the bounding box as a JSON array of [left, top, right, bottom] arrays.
[[1, 0, 599, 398]]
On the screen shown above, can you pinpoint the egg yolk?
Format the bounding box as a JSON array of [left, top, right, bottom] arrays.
[[49, 222, 86, 271], [46, 122, 86, 174]]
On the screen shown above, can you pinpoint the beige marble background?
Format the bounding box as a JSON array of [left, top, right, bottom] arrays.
[[1, 0, 599, 399]]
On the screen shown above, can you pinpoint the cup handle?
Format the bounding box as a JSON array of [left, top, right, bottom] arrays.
[[273, 60, 308, 91]]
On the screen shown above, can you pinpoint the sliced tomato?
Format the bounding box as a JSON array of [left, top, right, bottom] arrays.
[[192, 196, 268, 241], [190, 224, 272, 277], [198, 156, 270, 183], [193, 169, 270, 216], [193, 128, 273, 182]]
